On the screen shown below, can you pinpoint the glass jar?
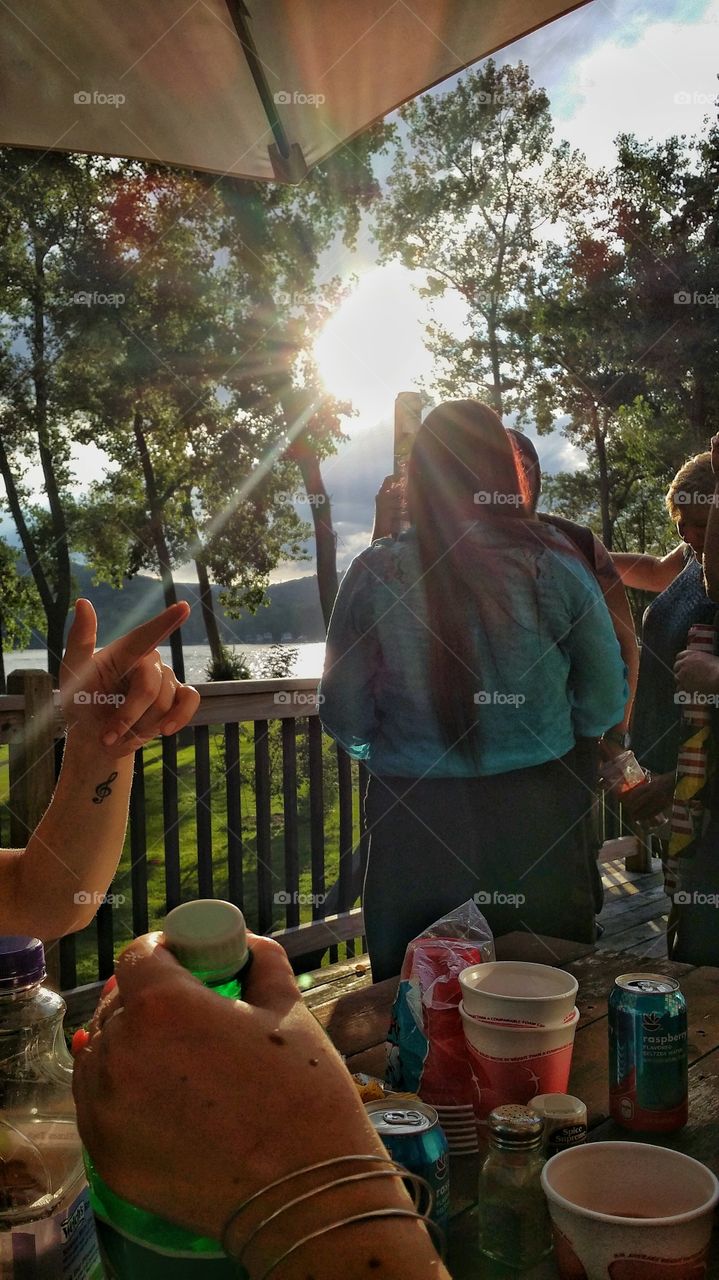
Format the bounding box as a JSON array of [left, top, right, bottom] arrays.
[[478, 1104, 552, 1269]]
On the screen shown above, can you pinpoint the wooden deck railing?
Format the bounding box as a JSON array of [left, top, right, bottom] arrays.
[[0, 672, 369, 1010], [0, 669, 649, 1018]]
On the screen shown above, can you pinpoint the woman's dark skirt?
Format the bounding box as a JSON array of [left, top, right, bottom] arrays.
[[363, 748, 599, 982]]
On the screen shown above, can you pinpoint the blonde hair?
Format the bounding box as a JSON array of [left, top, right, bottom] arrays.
[[666, 452, 715, 522]]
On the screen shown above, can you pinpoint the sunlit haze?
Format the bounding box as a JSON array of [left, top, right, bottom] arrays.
[[314, 263, 466, 427]]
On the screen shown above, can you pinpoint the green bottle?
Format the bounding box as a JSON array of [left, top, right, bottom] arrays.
[[85, 900, 252, 1278]]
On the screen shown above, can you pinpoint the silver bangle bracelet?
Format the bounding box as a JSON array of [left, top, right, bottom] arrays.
[[221, 1157, 440, 1274], [220, 1154, 401, 1257], [231, 1167, 432, 1269], [256, 1207, 446, 1280]]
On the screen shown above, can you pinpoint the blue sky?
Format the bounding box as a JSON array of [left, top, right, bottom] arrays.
[[4, 0, 718, 581]]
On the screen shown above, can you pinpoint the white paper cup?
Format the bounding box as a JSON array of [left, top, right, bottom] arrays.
[[459, 960, 579, 1026], [542, 1142, 719, 1279], [460, 1001, 579, 1119]]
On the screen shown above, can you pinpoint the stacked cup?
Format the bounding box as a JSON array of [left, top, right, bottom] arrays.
[[458, 961, 579, 1121]]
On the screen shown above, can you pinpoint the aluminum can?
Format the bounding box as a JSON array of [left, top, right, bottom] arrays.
[[365, 1101, 449, 1230], [608, 973, 688, 1132]]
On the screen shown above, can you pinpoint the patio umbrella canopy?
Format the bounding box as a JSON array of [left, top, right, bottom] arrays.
[[2, 0, 588, 182]]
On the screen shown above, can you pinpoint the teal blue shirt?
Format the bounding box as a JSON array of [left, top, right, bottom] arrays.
[[320, 522, 627, 777]]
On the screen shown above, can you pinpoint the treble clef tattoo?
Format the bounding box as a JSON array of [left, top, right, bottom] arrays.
[[93, 771, 119, 805]]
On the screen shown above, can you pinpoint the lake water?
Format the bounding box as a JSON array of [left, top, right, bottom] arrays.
[[4, 642, 327, 684]]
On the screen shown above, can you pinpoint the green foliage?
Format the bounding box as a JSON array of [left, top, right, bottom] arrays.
[[205, 646, 253, 682], [0, 540, 44, 653], [375, 60, 587, 414], [255, 644, 299, 679]]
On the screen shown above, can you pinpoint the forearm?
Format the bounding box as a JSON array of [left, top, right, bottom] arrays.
[[703, 483, 719, 601], [12, 726, 133, 939]]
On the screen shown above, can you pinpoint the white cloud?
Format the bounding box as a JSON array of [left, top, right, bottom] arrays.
[[555, 1, 719, 167]]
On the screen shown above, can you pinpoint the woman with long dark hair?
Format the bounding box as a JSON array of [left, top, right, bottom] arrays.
[[320, 401, 626, 980]]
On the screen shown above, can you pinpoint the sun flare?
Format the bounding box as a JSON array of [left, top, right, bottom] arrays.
[[314, 264, 438, 425]]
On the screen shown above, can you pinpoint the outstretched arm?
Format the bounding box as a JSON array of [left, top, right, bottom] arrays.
[[611, 544, 685, 593], [0, 600, 199, 940]]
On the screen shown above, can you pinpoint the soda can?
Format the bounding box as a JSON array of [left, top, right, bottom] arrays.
[[365, 1101, 449, 1230], [608, 973, 688, 1132]]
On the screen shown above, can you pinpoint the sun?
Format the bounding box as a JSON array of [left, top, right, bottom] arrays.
[[314, 263, 436, 425]]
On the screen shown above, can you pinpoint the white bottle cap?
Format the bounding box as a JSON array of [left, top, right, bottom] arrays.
[[529, 1094, 587, 1121], [163, 900, 249, 982]]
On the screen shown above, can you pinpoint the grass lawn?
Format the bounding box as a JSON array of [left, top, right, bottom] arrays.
[[0, 727, 363, 986]]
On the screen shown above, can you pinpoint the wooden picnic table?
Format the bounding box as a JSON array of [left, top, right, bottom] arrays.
[[303, 931, 719, 1279]]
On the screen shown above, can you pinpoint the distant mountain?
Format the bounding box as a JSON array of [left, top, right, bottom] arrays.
[[21, 563, 328, 648]]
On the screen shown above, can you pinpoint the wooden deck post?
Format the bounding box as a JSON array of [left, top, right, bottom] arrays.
[[7, 669, 60, 987]]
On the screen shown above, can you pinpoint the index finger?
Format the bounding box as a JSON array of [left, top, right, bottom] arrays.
[[107, 603, 190, 668]]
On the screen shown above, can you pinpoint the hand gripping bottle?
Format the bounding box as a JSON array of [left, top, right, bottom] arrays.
[[0, 935, 103, 1277], [86, 900, 252, 1278]]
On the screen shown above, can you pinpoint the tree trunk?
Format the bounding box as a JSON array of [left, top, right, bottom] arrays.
[[487, 308, 503, 414], [592, 404, 613, 549], [195, 555, 223, 666], [45, 605, 67, 686], [689, 377, 707, 451], [217, 190, 340, 632], [286, 436, 338, 629], [133, 410, 186, 681], [0, 616, 6, 695]]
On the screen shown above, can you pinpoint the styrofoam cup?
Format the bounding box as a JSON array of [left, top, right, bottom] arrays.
[[542, 1142, 719, 1279], [459, 960, 578, 1026], [460, 1001, 579, 1118]]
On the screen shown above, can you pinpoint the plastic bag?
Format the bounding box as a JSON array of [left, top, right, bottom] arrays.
[[386, 900, 495, 1107]]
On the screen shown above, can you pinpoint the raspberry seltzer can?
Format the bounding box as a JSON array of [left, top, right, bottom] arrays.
[[609, 973, 688, 1132]]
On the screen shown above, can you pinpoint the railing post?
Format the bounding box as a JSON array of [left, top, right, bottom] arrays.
[[7, 669, 60, 987]]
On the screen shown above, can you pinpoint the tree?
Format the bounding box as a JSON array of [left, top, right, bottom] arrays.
[[212, 133, 390, 627], [0, 540, 44, 693], [0, 150, 99, 678], [374, 60, 585, 415], [517, 227, 674, 548], [518, 121, 719, 548], [67, 166, 310, 675], [610, 125, 719, 448]]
